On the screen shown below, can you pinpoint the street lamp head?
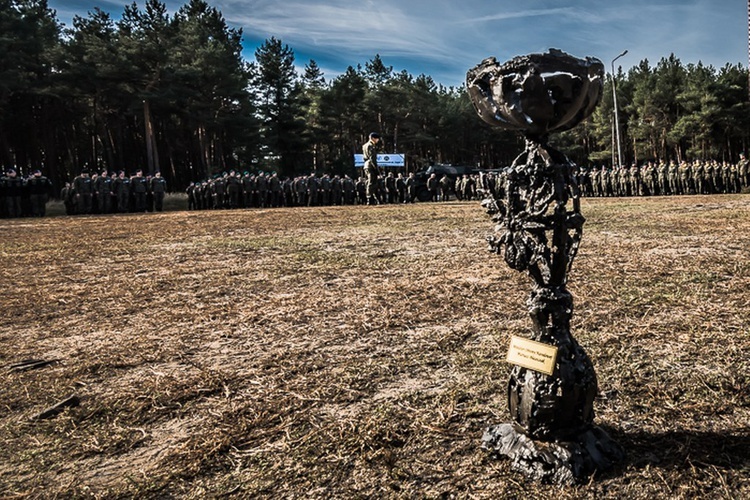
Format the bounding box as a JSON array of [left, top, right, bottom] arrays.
[[612, 50, 628, 68]]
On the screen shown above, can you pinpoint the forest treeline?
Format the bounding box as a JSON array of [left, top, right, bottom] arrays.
[[2, 0, 749, 191]]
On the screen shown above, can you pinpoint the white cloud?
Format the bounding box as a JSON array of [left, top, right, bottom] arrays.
[[48, 0, 748, 87]]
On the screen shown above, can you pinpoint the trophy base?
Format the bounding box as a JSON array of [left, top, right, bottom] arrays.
[[482, 423, 625, 485]]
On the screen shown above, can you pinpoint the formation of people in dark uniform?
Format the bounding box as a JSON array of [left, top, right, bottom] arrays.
[[0, 168, 55, 218], [186, 169, 411, 209], [4, 153, 747, 219], [60, 168, 168, 215], [185, 133, 482, 211], [185, 166, 486, 210], [578, 155, 750, 197]]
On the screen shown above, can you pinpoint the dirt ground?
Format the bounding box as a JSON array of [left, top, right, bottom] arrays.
[[1, 195, 749, 499]]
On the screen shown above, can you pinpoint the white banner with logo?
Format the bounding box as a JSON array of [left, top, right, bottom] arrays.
[[353, 153, 405, 168]]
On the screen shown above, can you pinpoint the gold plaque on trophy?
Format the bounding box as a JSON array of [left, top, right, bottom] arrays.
[[506, 335, 558, 376]]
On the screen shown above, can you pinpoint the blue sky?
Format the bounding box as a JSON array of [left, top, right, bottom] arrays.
[[48, 0, 748, 87]]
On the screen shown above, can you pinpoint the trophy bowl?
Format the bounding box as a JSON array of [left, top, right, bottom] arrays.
[[466, 48, 605, 138]]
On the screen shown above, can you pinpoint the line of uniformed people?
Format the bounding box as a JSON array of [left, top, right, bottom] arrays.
[[580, 156, 750, 197], [0, 168, 55, 218], [186, 170, 420, 210], [60, 168, 168, 215]]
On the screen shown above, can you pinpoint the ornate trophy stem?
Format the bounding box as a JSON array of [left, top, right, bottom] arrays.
[[467, 50, 624, 485]]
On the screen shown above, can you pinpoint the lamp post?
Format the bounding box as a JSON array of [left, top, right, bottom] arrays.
[[611, 50, 628, 168]]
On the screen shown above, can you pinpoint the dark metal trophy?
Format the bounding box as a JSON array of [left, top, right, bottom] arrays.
[[466, 49, 624, 484]]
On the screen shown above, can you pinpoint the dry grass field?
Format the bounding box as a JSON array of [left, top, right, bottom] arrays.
[[1, 195, 749, 498]]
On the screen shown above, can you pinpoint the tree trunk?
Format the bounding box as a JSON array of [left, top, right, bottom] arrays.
[[143, 99, 160, 175]]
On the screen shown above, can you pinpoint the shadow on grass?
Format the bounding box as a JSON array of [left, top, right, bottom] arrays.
[[608, 426, 750, 471]]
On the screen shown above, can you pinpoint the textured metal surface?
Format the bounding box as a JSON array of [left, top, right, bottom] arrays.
[[468, 49, 623, 483]]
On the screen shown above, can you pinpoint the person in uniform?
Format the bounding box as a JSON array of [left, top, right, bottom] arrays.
[[113, 170, 131, 212], [679, 161, 692, 195], [72, 169, 93, 214], [403, 173, 414, 203], [293, 175, 307, 207], [241, 171, 254, 208], [362, 132, 381, 205], [150, 171, 167, 211], [342, 175, 355, 205], [255, 171, 268, 208], [269, 172, 282, 207], [94, 169, 113, 213], [130, 169, 148, 211], [60, 181, 75, 215], [307, 173, 319, 206], [693, 160, 706, 194], [383, 171, 396, 203], [331, 175, 342, 205], [225, 169, 241, 208], [396, 173, 406, 203], [27, 169, 53, 216], [439, 174, 452, 201], [738, 153, 750, 188], [668, 161, 680, 195], [319, 173, 331, 205], [3, 168, 24, 217], [186, 181, 195, 210], [426, 173, 438, 202], [212, 173, 227, 209]]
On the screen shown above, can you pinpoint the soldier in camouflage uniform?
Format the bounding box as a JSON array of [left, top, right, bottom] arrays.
[[618, 166, 629, 196], [721, 161, 734, 193], [732, 161, 741, 192], [667, 161, 679, 195], [590, 166, 601, 197], [739, 153, 750, 188], [707, 161, 719, 193], [693, 160, 705, 194], [656, 161, 668, 195], [439, 174, 452, 201], [678, 161, 692, 195], [362, 132, 381, 205], [601, 167, 612, 196], [629, 163, 641, 196]]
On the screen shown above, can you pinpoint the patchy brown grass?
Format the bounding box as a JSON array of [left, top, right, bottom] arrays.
[[1, 195, 749, 499]]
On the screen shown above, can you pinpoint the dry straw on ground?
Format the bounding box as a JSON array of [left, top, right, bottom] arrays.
[[1, 195, 749, 498]]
